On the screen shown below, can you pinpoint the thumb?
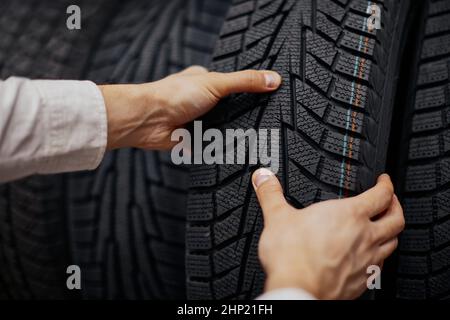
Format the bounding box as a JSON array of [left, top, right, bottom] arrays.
[[206, 70, 282, 98], [252, 168, 287, 223]]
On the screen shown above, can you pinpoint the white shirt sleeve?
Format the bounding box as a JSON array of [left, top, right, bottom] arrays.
[[256, 288, 317, 300], [0, 77, 107, 183]]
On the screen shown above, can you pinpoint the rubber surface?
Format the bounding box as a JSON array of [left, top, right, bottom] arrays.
[[0, 0, 115, 299], [0, 0, 230, 299], [66, 0, 230, 299], [187, 0, 414, 299], [394, 0, 450, 300]]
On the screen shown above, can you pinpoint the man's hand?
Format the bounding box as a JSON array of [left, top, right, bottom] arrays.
[[99, 66, 282, 150], [252, 169, 405, 300]]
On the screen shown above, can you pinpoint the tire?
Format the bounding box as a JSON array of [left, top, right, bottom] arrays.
[[393, 0, 450, 300], [0, 0, 116, 299], [187, 0, 417, 299], [0, 0, 230, 299], [66, 0, 231, 299]]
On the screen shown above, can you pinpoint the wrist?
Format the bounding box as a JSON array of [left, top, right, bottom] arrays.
[[99, 84, 132, 150], [265, 272, 320, 299], [100, 83, 163, 150]]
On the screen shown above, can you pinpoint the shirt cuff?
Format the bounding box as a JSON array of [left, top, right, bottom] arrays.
[[32, 79, 107, 174], [256, 288, 317, 300]]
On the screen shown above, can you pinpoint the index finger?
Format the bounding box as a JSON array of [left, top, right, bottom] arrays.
[[351, 174, 394, 218], [252, 168, 288, 225], [205, 70, 282, 97], [372, 195, 405, 244]]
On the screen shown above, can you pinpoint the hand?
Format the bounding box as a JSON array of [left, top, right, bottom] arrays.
[[252, 169, 405, 300], [99, 66, 282, 150]]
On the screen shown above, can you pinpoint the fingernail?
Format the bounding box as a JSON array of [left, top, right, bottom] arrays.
[[253, 168, 274, 189], [264, 72, 281, 89]]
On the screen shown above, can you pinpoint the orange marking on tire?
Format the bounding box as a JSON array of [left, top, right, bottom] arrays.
[[344, 36, 370, 196]]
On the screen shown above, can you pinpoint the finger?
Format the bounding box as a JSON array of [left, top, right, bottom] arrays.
[[376, 237, 399, 262], [351, 174, 394, 218], [252, 168, 287, 224], [372, 195, 405, 244], [206, 70, 282, 97], [179, 65, 209, 75]]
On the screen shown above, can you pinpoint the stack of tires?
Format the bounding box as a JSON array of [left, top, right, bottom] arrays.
[[0, 0, 449, 300]]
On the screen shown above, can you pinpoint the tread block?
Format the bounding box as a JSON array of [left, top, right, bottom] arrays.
[[335, 51, 372, 81], [414, 85, 447, 111], [398, 255, 428, 275], [405, 162, 441, 192], [411, 110, 444, 133], [426, 13, 450, 36], [403, 197, 433, 225], [332, 77, 369, 108], [418, 60, 449, 86], [408, 134, 440, 160], [421, 34, 450, 59], [399, 229, 431, 252], [396, 278, 427, 299]]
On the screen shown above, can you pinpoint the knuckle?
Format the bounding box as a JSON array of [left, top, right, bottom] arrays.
[[392, 211, 405, 234], [338, 198, 360, 216], [190, 65, 208, 73], [184, 66, 196, 73], [398, 213, 406, 231], [384, 238, 398, 257], [206, 72, 225, 97], [392, 237, 399, 250], [355, 201, 368, 217], [379, 185, 394, 203], [346, 201, 361, 220], [386, 223, 396, 238]]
